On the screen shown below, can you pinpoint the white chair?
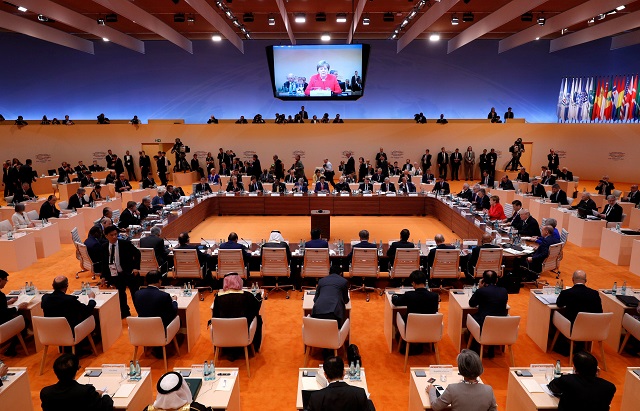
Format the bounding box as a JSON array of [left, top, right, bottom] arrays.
[[216, 249, 247, 279], [75, 242, 98, 280], [139, 248, 168, 275], [301, 248, 330, 291], [396, 313, 443, 372], [349, 248, 380, 301], [560, 228, 569, 244], [505, 204, 514, 218], [619, 313, 640, 354], [111, 209, 120, 224], [210, 317, 257, 377], [33, 316, 98, 375], [389, 248, 421, 282], [58, 201, 69, 210], [71, 226, 82, 244], [0, 316, 29, 356], [173, 249, 211, 300], [550, 311, 613, 370], [612, 189, 622, 199], [260, 247, 293, 299], [524, 242, 564, 287], [429, 249, 461, 291], [0, 219, 12, 233], [27, 210, 39, 220], [127, 316, 180, 372], [472, 248, 504, 278], [83, 194, 91, 203], [302, 316, 350, 366], [4, 196, 14, 204], [467, 315, 520, 366]]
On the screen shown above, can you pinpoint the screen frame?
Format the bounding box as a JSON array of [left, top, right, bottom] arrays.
[[266, 44, 370, 101]]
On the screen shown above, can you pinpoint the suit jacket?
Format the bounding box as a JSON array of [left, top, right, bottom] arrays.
[[115, 179, 131, 192], [0, 290, 18, 324], [124, 155, 134, 168], [529, 184, 547, 197], [67, 193, 87, 209], [475, 195, 491, 210], [18, 164, 34, 184], [625, 190, 640, 205], [433, 181, 450, 195], [547, 373, 615, 411], [387, 240, 415, 261], [516, 171, 530, 182], [88, 164, 104, 172], [437, 152, 448, 165], [226, 182, 244, 192], [219, 241, 250, 262], [41, 290, 96, 328], [13, 186, 36, 202], [427, 244, 455, 269], [541, 175, 556, 185], [100, 239, 141, 277], [312, 274, 350, 321], [457, 189, 473, 201], [139, 235, 170, 267], [137, 204, 152, 220], [451, 152, 462, 165], [556, 284, 603, 324], [601, 203, 623, 222], [557, 170, 574, 181], [573, 198, 598, 213], [272, 182, 286, 192], [481, 175, 494, 187], [507, 213, 523, 230], [358, 182, 373, 192], [550, 190, 569, 205], [133, 286, 177, 327], [118, 209, 140, 229], [547, 154, 560, 169], [195, 182, 212, 193], [315, 181, 330, 192], [84, 236, 105, 273], [529, 235, 561, 272], [391, 288, 439, 321], [469, 284, 508, 326], [247, 181, 263, 192], [421, 174, 435, 184], [308, 381, 369, 411], [518, 216, 540, 236], [39, 201, 60, 219], [499, 180, 515, 190], [305, 239, 329, 249], [398, 182, 416, 193], [40, 380, 114, 411], [139, 155, 151, 168], [344, 157, 356, 175], [595, 181, 614, 196], [380, 182, 396, 193], [371, 173, 384, 183]]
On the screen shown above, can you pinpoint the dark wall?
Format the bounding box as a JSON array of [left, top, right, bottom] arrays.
[[0, 33, 638, 123]]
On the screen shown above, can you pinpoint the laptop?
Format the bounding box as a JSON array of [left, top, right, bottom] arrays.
[[616, 295, 639, 307], [184, 378, 202, 400]]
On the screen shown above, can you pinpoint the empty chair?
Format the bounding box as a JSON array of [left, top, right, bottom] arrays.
[[467, 315, 520, 366], [349, 248, 380, 302], [429, 249, 461, 291], [216, 249, 247, 279], [139, 247, 168, 276], [302, 316, 350, 367], [549, 311, 613, 371], [27, 210, 39, 220], [58, 201, 69, 211], [389, 248, 421, 282], [612, 189, 622, 199], [396, 313, 443, 372], [301, 248, 331, 291], [0, 219, 12, 233], [127, 316, 180, 372], [472, 248, 504, 278], [173, 249, 211, 300], [560, 228, 569, 244], [619, 313, 640, 354], [111, 208, 121, 223], [260, 247, 293, 299], [75, 242, 97, 280], [0, 316, 29, 356], [210, 317, 257, 377], [33, 316, 98, 375], [71, 227, 82, 244], [503, 203, 514, 218]]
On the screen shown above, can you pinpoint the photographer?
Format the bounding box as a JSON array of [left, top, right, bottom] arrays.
[[414, 112, 427, 123]]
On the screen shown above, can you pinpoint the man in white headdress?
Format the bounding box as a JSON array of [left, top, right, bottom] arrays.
[[146, 371, 210, 411]]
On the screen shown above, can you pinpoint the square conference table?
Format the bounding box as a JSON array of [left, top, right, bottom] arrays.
[[409, 366, 487, 410], [505, 367, 573, 411], [174, 367, 240, 410], [77, 367, 152, 410], [0, 367, 34, 411]]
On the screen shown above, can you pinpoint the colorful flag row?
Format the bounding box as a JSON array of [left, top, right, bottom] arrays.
[[557, 75, 640, 123]]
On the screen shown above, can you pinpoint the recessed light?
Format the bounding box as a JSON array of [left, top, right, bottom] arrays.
[[268, 16, 275, 26], [535, 37, 540, 40], [616, 5, 625, 11], [321, 34, 331, 41], [451, 15, 459, 25], [401, 19, 409, 27], [336, 13, 347, 23], [17, 6, 27, 12], [295, 14, 306, 23], [211, 35, 222, 42], [362, 16, 370, 25], [429, 34, 440, 41], [102, 38, 109, 42]]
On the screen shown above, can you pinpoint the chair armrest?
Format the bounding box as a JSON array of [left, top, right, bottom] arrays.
[[74, 316, 96, 342], [466, 315, 481, 340], [166, 316, 181, 340], [552, 311, 571, 337], [339, 318, 351, 345], [248, 317, 258, 343], [396, 312, 406, 339], [0, 316, 26, 342]]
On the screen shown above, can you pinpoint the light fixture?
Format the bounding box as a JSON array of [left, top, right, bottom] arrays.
[[362, 15, 370, 25], [268, 15, 275, 25], [321, 33, 331, 41], [561, 28, 568, 35], [606, 9, 617, 15], [225, 10, 233, 19], [97, 17, 105, 25], [243, 13, 253, 23], [521, 12, 533, 22], [587, 18, 595, 26], [187, 15, 195, 25], [17, 6, 27, 12], [451, 14, 459, 25], [429, 34, 440, 41], [616, 5, 625, 11], [37, 14, 48, 22], [232, 19, 241, 27], [174, 13, 185, 23], [215, 1, 224, 9], [315, 13, 326, 22], [401, 19, 409, 27], [408, 10, 417, 19], [105, 13, 117, 22], [211, 34, 222, 41], [294, 13, 306, 23], [171, 0, 179, 4], [537, 15, 545, 26], [598, 13, 606, 20], [462, 12, 474, 22], [417, 0, 427, 9], [245, 33, 251, 39], [240, 27, 247, 34], [391, 33, 397, 39], [336, 13, 347, 23], [535, 37, 540, 40], [102, 37, 109, 42], [383, 12, 394, 22]]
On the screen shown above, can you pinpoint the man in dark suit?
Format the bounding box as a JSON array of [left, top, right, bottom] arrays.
[[499, 175, 515, 190], [347, 230, 377, 262], [88, 160, 104, 173], [398, 176, 416, 193], [595, 176, 614, 196], [101, 226, 141, 318], [556, 270, 602, 324], [105, 150, 115, 169], [57, 163, 73, 183], [623, 184, 639, 205], [190, 154, 205, 179], [516, 167, 530, 182], [380, 177, 396, 193], [219, 231, 251, 263], [39, 195, 60, 219], [140, 226, 171, 272], [557, 167, 574, 182], [432, 176, 450, 195], [308, 356, 370, 411], [391, 270, 439, 321], [371, 169, 384, 183], [487, 148, 498, 178], [465, 234, 500, 278], [123, 151, 136, 181], [421, 169, 435, 184], [112, 154, 125, 176], [541, 170, 556, 185], [387, 228, 415, 261], [343, 152, 356, 176], [549, 184, 569, 205], [157, 152, 170, 186], [474, 188, 491, 210], [246, 175, 263, 193], [305, 228, 329, 249], [547, 149, 560, 173], [84, 226, 105, 274], [18, 158, 35, 185], [436, 147, 448, 179], [115, 173, 132, 193], [420, 149, 432, 172], [598, 195, 623, 222], [195, 177, 213, 194], [350, 71, 362, 92], [572, 192, 598, 214], [284, 169, 297, 183], [358, 176, 373, 192], [312, 266, 350, 327], [104, 170, 117, 185], [517, 209, 540, 236], [457, 183, 473, 201], [79, 171, 95, 188], [137, 197, 153, 219], [426, 234, 455, 272], [450, 148, 462, 181], [529, 179, 547, 198], [315, 176, 330, 193], [141, 174, 157, 189], [521, 226, 560, 278], [469, 270, 508, 327], [40, 354, 114, 411], [12, 181, 36, 202], [41, 276, 96, 328], [480, 170, 494, 187], [67, 188, 88, 209], [548, 351, 615, 411], [139, 151, 151, 181], [134, 270, 177, 327], [118, 201, 141, 229], [272, 177, 286, 193]]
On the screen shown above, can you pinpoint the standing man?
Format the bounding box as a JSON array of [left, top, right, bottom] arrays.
[[139, 151, 151, 182], [105, 149, 115, 169], [123, 151, 136, 181], [273, 154, 284, 180], [112, 154, 125, 177], [101, 225, 141, 318], [548, 149, 560, 174], [437, 147, 448, 179], [421, 149, 432, 172], [156, 152, 168, 186], [343, 152, 355, 177], [299, 106, 309, 120], [170, 138, 184, 165], [292, 154, 305, 180], [464, 146, 475, 181], [450, 148, 462, 181], [322, 158, 335, 188], [478, 149, 489, 177], [312, 265, 350, 327], [351, 71, 362, 92], [487, 148, 498, 178]]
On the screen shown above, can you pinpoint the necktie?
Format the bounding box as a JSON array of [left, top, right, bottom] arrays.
[[110, 244, 115, 264], [277, 185, 280, 193]]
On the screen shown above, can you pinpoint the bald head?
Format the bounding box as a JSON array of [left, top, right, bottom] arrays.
[[52, 275, 69, 292], [481, 233, 492, 244], [572, 270, 587, 284], [434, 234, 445, 244]]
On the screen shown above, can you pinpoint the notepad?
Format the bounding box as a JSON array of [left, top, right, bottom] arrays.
[[113, 383, 137, 398], [538, 295, 559, 305], [521, 379, 544, 393], [301, 377, 319, 391], [215, 378, 232, 391]]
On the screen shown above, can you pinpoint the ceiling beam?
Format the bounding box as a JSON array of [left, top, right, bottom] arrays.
[[499, 0, 636, 53], [91, 0, 192, 54], [274, 0, 295, 45], [184, 0, 243, 53], [610, 29, 640, 50], [398, 0, 459, 53], [0, 9, 94, 54], [346, 0, 367, 45], [18, 0, 144, 53], [448, 0, 547, 54], [550, 9, 640, 52]]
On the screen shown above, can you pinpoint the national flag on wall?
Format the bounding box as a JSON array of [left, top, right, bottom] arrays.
[[605, 76, 615, 121], [615, 76, 625, 121], [557, 78, 565, 121], [580, 78, 591, 123], [622, 76, 633, 121], [592, 77, 602, 121], [631, 75, 639, 121], [589, 77, 597, 121], [599, 79, 609, 121]]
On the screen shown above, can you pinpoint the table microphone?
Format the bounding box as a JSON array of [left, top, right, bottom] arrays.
[[201, 238, 212, 249], [240, 237, 251, 247]]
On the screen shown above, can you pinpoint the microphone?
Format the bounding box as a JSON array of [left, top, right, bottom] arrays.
[[201, 237, 212, 249], [240, 237, 251, 248]]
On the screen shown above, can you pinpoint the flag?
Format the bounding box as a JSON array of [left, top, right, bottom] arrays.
[[615, 76, 625, 121], [569, 78, 579, 122], [557, 78, 565, 122], [623, 75, 633, 121], [561, 78, 570, 122], [633, 74, 639, 121], [580, 78, 591, 122], [589, 77, 597, 121], [592, 77, 602, 121], [605, 76, 615, 121], [599, 79, 608, 121]]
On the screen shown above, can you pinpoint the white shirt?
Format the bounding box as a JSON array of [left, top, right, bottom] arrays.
[[323, 161, 333, 172], [108, 241, 123, 273], [11, 212, 31, 228]]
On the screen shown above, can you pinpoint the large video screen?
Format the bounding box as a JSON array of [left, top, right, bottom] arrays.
[[266, 44, 369, 101]]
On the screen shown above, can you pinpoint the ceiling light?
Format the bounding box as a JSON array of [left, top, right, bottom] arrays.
[[598, 13, 606, 20], [211, 34, 222, 42], [451, 14, 459, 25], [225, 10, 234, 19], [37, 14, 48, 22], [215, 1, 224, 9], [268, 16, 275, 25], [521, 12, 533, 22], [401, 19, 409, 27], [102, 37, 109, 42], [232, 19, 241, 27], [336, 13, 347, 23], [408, 10, 417, 19], [462, 12, 474, 22], [187, 15, 195, 25], [362, 16, 370, 25], [537, 15, 545, 26], [105, 13, 117, 22], [606, 10, 617, 15], [97, 18, 105, 25], [561, 28, 568, 35], [391, 34, 397, 39], [17, 6, 27, 12], [316, 13, 326, 22], [535, 37, 540, 40], [294, 14, 306, 23], [587, 18, 595, 26], [321, 34, 331, 41], [174, 13, 185, 23], [383, 12, 394, 22], [243, 13, 253, 23], [616, 5, 625, 11], [429, 34, 440, 41], [245, 33, 251, 39]]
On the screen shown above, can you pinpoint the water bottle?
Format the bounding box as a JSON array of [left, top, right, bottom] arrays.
[[183, 283, 188, 296], [129, 360, 135, 379], [135, 360, 141, 380], [210, 360, 215, 378], [417, 239, 421, 252], [7, 230, 13, 240], [24, 282, 29, 294], [616, 223, 621, 232], [81, 282, 87, 295], [426, 279, 430, 291], [612, 281, 617, 295], [203, 361, 210, 380], [355, 360, 361, 380], [349, 361, 355, 378], [472, 282, 478, 294], [559, 279, 564, 290], [621, 281, 627, 295], [554, 281, 561, 294], [554, 360, 562, 379]]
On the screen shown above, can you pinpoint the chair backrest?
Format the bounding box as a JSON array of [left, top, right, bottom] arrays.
[[302, 316, 341, 348], [0, 316, 26, 345], [0, 220, 12, 232], [431, 249, 460, 279], [405, 313, 444, 342], [391, 248, 420, 279], [111, 209, 121, 223], [75, 242, 94, 272], [612, 189, 622, 199], [560, 228, 569, 243], [27, 210, 39, 220], [260, 247, 290, 278], [622, 313, 640, 341], [480, 316, 520, 345], [541, 242, 563, 272], [127, 316, 167, 346], [350, 248, 379, 278], [32, 316, 74, 346], [173, 249, 204, 280], [302, 248, 330, 278], [139, 248, 160, 274], [4, 196, 14, 204], [217, 249, 246, 279], [210, 317, 250, 347], [71, 227, 82, 244], [59, 201, 68, 210], [571, 312, 613, 341], [474, 248, 503, 278]]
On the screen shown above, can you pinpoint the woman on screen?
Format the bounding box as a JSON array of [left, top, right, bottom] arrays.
[[304, 60, 343, 96]]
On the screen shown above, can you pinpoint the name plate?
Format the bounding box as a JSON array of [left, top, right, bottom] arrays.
[[190, 364, 205, 376], [474, 220, 481, 226], [294, 193, 303, 197], [317, 193, 327, 197], [225, 192, 235, 197], [408, 193, 418, 197], [341, 193, 350, 196], [429, 365, 453, 375], [271, 193, 281, 196], [363, 193, 372, 197], [248, 193, 258, 197], [529, 364, 554, 374], [102, 364, 126, 374], [386, 192, 396, 196], [177, 210, 182, 216]]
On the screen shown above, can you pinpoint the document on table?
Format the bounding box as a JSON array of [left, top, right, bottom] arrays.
[[113, 383, 137, 398], [521, 379, 544, 393], [536, 294, 559, 305], [301, 377, 319, 391], [215, 378, 232, 391], [9, 294, 35, 307]]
